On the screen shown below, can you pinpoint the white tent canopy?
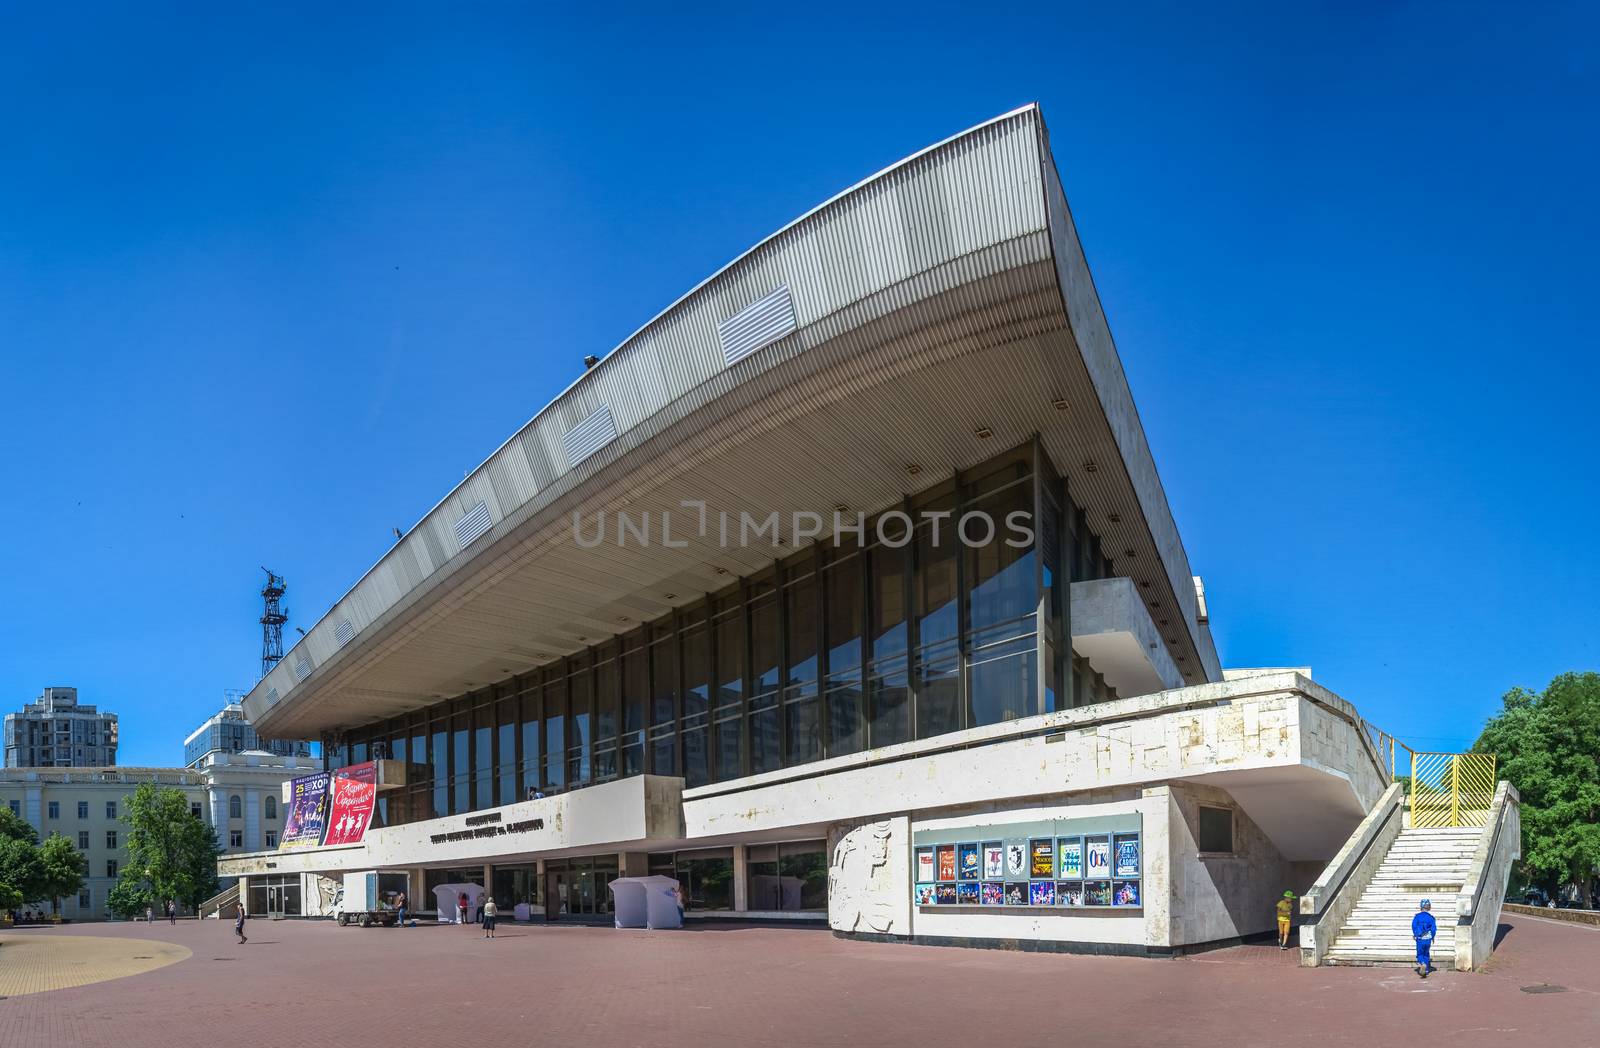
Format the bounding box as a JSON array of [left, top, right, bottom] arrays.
[[607, 876, 683, 929], [433, 883, 487, 923]]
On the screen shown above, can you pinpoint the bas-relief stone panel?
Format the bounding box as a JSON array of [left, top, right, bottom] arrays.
[[828, 815, 909, 935]]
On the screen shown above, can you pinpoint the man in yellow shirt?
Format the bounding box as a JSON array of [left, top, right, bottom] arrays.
[[1277, 890, 1296, 950]]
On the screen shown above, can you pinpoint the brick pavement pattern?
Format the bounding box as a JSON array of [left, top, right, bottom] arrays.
[[0, 914, 1595, 1047], [0, 932, 188, 997]]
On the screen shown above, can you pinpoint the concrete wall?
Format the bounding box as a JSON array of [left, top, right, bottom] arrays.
[[1455, 782, 1520, 971], [1160, 782, 1317, 947], [219, 775, 682, 878], [686, 674, 1381, 852]]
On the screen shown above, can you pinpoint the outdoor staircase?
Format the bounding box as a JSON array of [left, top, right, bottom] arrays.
[[199, 882, 240, 920], [1323, 826, 1481, 966]]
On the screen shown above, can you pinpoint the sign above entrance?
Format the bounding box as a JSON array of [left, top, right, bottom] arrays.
[[429, 812, 547, 846]]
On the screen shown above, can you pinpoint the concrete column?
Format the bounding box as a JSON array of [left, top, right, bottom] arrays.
[[620, 852, 648, 877], [244, 789, 262, 851], [209, 789, 229, 838], [1140, 785, 1174, 950], [23, 786, 42, 834], [732, 844, 748, 912]]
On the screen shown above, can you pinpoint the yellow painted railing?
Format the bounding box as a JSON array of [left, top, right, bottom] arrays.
[[1409, 752, 1498, 828]]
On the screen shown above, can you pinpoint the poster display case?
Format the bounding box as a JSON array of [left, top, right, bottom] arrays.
[[912, 816, 1141, 911]]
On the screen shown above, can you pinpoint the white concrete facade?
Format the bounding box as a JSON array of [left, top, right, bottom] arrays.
[[221, 674, 1389, 953]]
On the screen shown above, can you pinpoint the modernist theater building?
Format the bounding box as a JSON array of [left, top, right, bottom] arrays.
[[218, 105, 1452, 956]]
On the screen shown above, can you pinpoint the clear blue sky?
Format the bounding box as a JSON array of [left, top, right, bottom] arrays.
[[2, 4, 1595, 766]]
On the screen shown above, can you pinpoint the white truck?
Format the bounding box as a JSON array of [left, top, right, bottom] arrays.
[[331, 871, 400, 927]]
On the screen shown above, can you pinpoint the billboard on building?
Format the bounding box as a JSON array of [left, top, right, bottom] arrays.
[[278, 771, 331, 850], [322, 761, 378, 846]]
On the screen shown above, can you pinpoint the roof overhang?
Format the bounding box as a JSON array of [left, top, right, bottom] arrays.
[[247, 106, 1219, 739]]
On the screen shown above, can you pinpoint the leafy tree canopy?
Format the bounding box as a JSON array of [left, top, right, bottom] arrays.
[[105, 873, 151, 920], [0, 806, 39, 847], [120, 781, 222, 910], [1474, 671, 1600, 906], [0, 836, 47, 907], [38, 833, 89, 913]]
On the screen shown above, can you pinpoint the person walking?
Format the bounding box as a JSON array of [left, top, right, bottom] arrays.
[[1412, 898, 1437, 978], [482, 897, 498, 939], [457, 891, 468, 926], [1276, 890, 1296, 950], [167, 899, 176, 925], [394, 890, 407, 927], [145, 902, 153, 924], [234, 902, 249, 945]]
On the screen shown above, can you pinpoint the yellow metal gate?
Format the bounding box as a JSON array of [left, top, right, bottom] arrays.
[[1410, 752, 1497, 828]]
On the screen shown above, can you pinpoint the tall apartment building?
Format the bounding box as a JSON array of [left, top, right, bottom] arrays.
[[4, 687, 118, 768], [183, 703, 314, 769]]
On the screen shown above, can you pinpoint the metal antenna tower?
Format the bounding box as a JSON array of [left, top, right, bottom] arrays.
[[260, 567, 288, 677]]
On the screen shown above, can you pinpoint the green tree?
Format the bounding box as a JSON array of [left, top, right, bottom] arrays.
[[1474, 672, 1600, 907], [0, 808, 47, 908], [120, 782, 222, 912], [38, 833, 89, 915], [105, 873, 151, 920]]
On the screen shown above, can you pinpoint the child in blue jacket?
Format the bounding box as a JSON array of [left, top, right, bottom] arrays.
[[1412, 898, 1437, 977]]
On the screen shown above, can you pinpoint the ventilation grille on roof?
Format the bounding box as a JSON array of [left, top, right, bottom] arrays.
[[453, 500, 492, 550], [292, 655, 312, 682], [334, 619, 355, 647], [265, 688, 279, 706], [718, 285, 796, 366], [562, 405, 618, 467]]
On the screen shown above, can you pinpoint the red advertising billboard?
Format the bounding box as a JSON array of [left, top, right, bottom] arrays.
[[322, 762, 378, 846]]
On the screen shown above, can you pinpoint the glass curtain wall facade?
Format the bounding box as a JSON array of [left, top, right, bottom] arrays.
[[326, 443, 1126, 826]]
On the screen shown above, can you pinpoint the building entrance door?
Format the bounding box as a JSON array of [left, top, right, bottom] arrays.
[[265, 883, 286, 919]]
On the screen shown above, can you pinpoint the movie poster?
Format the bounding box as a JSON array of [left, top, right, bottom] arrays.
[[1057, 881, 1084, 906], [1005, 840, 1027, 879], [1029, 880, 1056, 906], [322, 762, 378, 847], [935, 883, 958, 905], [1085, 880, 1112, 907], [1113, 880, 1141, 907], [1004, 882, 1027, 906], [1030, 839, 1054, 878], [956, 882, 980, 905], [1058, 838, 1083, 879], [916, 848, 936, 883], [937, 844, 957, 881], [958, 843, 981, 880], [279, 771, 331, 850], [982, 842, 1004, 880], [1085, 835, 1111, 878], [980, 882, 1003, 906], [914, 884, 937, 906], [1114, 835, 1141, 878]]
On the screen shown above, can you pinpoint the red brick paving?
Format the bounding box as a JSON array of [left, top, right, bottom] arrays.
[[1, 913, 1595, 1047]]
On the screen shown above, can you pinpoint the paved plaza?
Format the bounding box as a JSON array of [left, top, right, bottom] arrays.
[[0, 913, 1595, 1047]]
